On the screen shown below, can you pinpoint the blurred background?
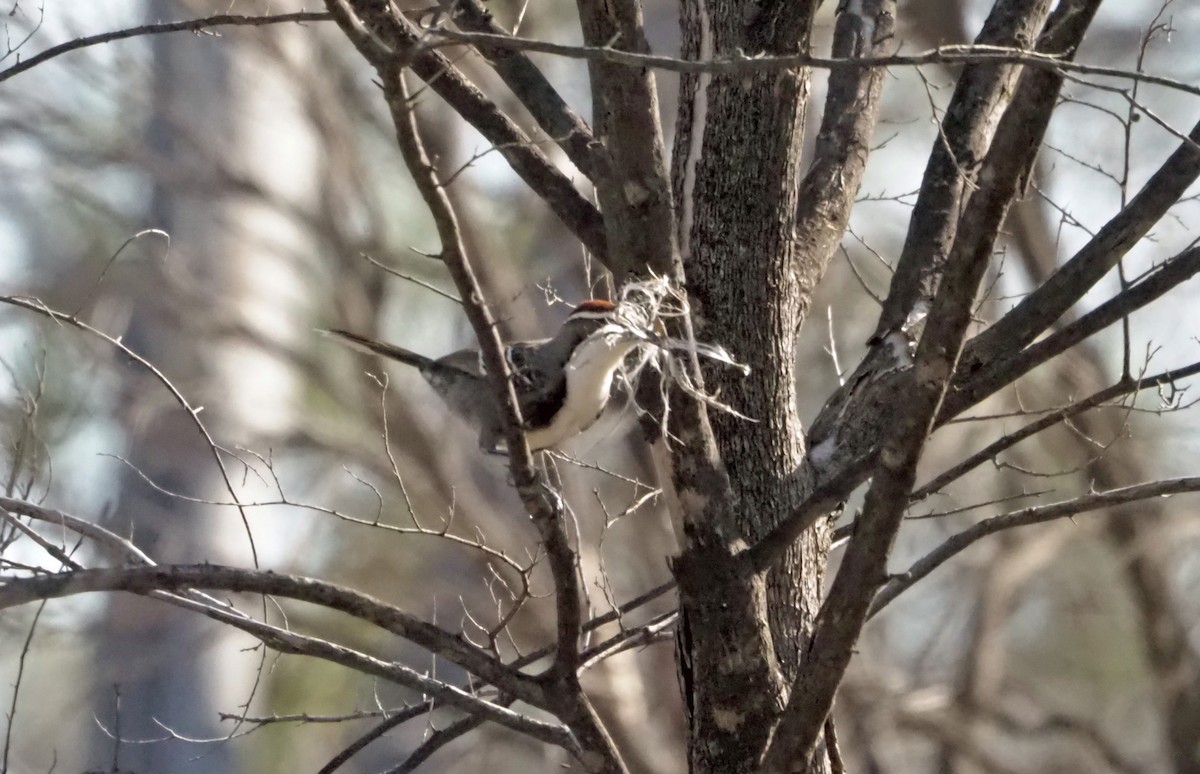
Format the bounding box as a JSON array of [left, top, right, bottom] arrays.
[[0, 0, 1198, 772]]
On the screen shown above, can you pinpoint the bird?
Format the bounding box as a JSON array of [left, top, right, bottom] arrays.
[[323, 300, 653, 452]]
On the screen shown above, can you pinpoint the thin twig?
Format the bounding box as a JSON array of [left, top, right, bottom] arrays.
[[0, 295, 261, 565], [0, 12, 331, 84], [316, 704, 435, 774], [385, 711, 492, 774], [872, 476, 1200, 615], [1, 599, 46, 773], [428, 30, 1200, 99]]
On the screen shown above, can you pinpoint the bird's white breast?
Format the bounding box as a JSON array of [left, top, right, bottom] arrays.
[[525, 333, 639, 450]]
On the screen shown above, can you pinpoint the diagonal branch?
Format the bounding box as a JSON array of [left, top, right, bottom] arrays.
[[751, 249, 1200, 578], [873, 0, 1058, 339], [388, 711, 492, 773], [945, 244, 1200, 418], [375, 65, 624, 772], [741, 458, 871, 575], [0, 558, 542, 706], [1, 496, 244, 614], [316, 704, 440, 774], [962, 118, 1200, 377], [0, 565, 576, 751], [758, 0, 1105, 577], [0, 295, 261, 565], [435, 0, 605, 181], [764, 223, 1153, 571], [916, 357, 1200, 498], [761, 16, 1071, 762], [574, 0, 676, 279], [761, 158, 1003, 770], [324, 0, 608, 262], [871, 477, 1200, 615], [378, 63, 572, 668]]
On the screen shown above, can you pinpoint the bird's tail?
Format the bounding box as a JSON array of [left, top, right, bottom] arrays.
[[319, 329, 439, 371]]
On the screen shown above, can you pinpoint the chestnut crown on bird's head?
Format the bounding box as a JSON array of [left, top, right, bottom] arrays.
[[562, 298, 657, 345], [569, 299, 617, 318]]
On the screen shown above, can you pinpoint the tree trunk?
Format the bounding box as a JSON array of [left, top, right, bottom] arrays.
[[670, 1, 827, 771], [86, 23, 238, 772]]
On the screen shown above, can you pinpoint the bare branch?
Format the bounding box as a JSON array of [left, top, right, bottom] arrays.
[[874, 0, 1059, 339], [919, 358, 1200, 498], [792, 0, 897, 321], [374, 67, 624, 772], [0, 295, 261, 564], [872, 476, 1200, 615], [963, 117, 1200, 375], [324, 0, 609, 262], [1, 496, 156, 567], [762, 21, 1065, 759], [315, 701, 476, 774], [0, 561, 542, 706], [424, 29, 1200, 100], [740, 458, 869, 575], [378, 67, 570, 664], [2, 599, 46, 773], [0, 12, 332, 84], [574, 0, 676, 279], [433, 0, 605, 181], [947, 245, 1200, 418], [822, 350, 1198, 545], [578, 609, 676, 672], [0, 565, 578, 751], [386, 711, 490, 774]]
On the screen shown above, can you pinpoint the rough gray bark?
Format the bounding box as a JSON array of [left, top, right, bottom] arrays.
[[669, 0, 823, 767], [669, 0, 894, 770], [575, 0, 678, 279]]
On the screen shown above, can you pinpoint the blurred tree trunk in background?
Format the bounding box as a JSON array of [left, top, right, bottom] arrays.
[[86, 19, 238, 771], [85, 3, 311, 770]]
